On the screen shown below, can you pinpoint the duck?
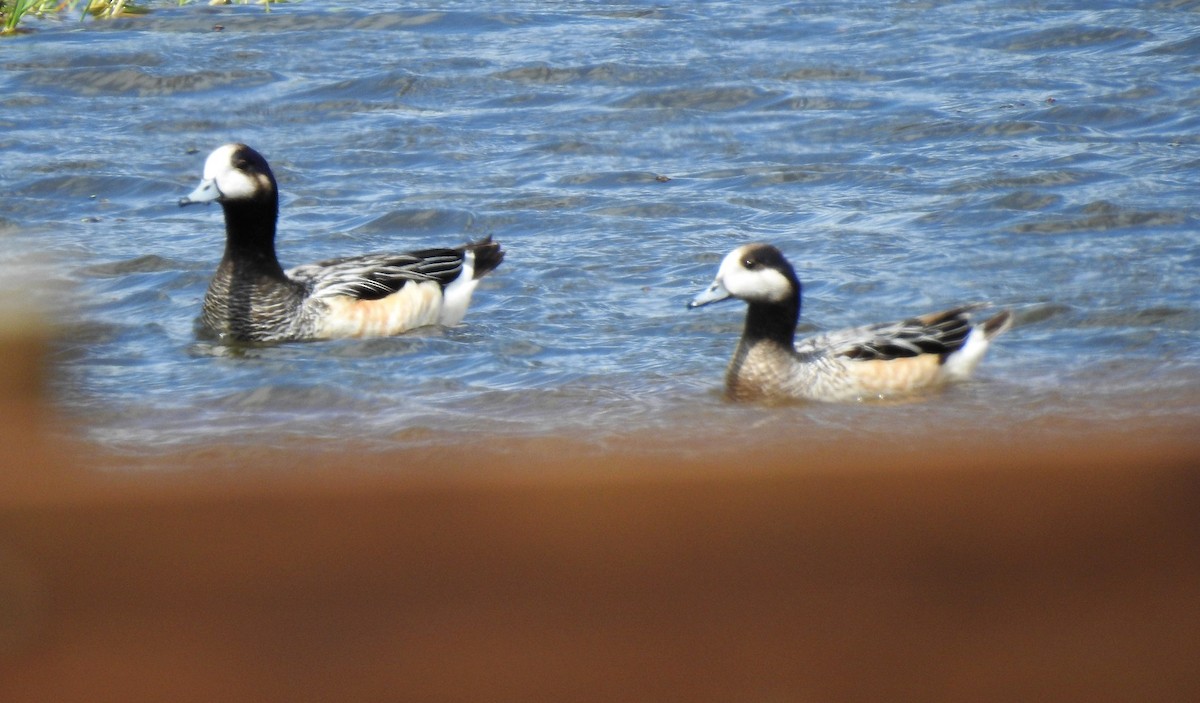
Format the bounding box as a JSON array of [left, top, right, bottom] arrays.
[[179, 143, 504, 343], [689, 243, 1012, 403]]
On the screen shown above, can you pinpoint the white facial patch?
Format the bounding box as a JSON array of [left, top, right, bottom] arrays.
[[717, 247, 793, 303], [202, 144, 241, 180], [204, 144, 269, 201]]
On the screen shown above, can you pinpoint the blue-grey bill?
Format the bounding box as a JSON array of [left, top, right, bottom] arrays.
[[179, 178, 221, 207], [688, 280, 731, 308]]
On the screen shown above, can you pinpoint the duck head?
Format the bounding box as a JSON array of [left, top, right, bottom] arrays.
[[179, 143, 278, 208], [689, 243, 799, 308]]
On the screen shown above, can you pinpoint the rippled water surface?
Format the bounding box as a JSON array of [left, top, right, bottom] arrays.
[[3, 1, 1198, 454]]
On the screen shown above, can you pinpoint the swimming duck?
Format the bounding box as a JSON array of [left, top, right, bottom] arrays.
[[179, 143, 504, 343], [689, 243, 1012, 402]]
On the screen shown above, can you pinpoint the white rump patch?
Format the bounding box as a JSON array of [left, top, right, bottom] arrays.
[[438, 250, 479, 326], [939, 326, 992, 381]]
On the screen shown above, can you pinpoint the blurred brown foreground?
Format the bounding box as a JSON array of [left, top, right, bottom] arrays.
[[2, 325, 1198, 702]]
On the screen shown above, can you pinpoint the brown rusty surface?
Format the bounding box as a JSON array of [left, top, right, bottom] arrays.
[[2, 325, 1199, 702], [2, 415, 1198, 702]]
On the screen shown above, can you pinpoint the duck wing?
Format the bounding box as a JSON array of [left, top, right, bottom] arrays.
[[289, 248, 466, 302], [798, 305, 984, 361]]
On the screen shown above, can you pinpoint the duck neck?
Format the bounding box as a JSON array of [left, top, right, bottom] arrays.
[[218, 198, 288, 281], [741, 287, 800, 350]]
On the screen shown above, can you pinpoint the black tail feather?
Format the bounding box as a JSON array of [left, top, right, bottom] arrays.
[[464, 236, 504, 280], [981, 309, 1013, 339]]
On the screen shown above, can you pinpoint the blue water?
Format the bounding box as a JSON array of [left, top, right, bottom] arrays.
[[2, 1, 1197, 454]]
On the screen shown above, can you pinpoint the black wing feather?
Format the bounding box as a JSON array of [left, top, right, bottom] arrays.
[[289, 249, 465, 301]]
